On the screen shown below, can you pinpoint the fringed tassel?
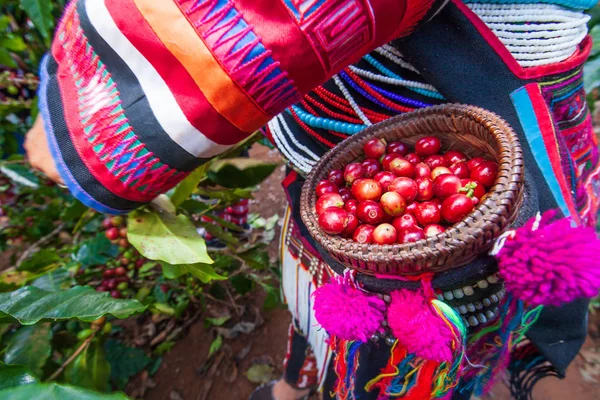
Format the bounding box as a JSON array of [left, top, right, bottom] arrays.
[[459, 294, 524, 397], [364, 288, 467, 399], [509, 343, 561, 400], [330, 337, 362, 400]]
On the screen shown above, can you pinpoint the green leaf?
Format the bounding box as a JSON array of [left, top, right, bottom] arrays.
[[0, 286, 146, 325], [195, 187, 253, 203], [204, 212, 244, 232], [0, 164, 39, 188], [259, 283, 280, 311], [2, 323, 52, 377], [18, 249, 61, 272], [206, 316, 230, 327], [154, 341, 175, 356], [64, 339, 110, 392], [30, 268, 72, 292], [231, 276, 254, 296], [0, 36, 27, 52], [75, 235, 118, 267], [590, 25, 600, 59], [104, 339, 150, 389], [585, 56, 600, 93], [170, 164, 209, 207], [208, 335, 222, 358], [127, 210, 213, 265], [150, 195, 176, 215], [179, 199, 210, 214], [0, 362, 39, 390], [0, 48, 17, 68], [239, 246, 270, 270], [160, 262, 226, 284], [19, 0, 54, 45], [245, 363, 276, 384], [0, 383, 130, 399], [197, 221, 239, 246], [207, 158, 278, 188]]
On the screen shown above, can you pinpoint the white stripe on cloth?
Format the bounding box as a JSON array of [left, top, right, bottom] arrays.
[[84, 0, 232, 158], [279, 208, 332, 390], [467, 2, 590, 67]]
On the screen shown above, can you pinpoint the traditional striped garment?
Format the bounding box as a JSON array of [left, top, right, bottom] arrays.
[[39, 0, 445, 213]]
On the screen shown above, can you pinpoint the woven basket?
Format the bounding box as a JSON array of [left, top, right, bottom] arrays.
[[300, 104, 524, 275]]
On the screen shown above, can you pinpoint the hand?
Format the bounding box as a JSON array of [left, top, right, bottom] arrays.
[[24, 115, 64, 185]]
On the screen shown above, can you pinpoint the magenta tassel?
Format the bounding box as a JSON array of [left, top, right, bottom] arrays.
[[313, 276, 386, 342], [387, 289, 454, 362], [496, 211, 600, 306]]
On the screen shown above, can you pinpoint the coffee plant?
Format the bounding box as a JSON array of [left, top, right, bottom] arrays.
[[0, 1, 281, 397]]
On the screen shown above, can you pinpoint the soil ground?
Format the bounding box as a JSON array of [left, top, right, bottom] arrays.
[[142, 144, 600, 400]]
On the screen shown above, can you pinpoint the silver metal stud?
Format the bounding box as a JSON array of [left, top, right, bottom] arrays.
[[386, 337, 396, 346]]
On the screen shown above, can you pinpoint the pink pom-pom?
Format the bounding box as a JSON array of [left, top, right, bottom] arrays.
[[388, 289, 453, 362], [497, 211, 600, 307], [313, 279, 386, 342]]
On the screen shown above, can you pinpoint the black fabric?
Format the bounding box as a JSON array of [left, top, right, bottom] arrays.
[[44, 55, 144, 211], [76, 0, 204, 172], [394, 0, 588, 380], [283, 325, 312, 388]]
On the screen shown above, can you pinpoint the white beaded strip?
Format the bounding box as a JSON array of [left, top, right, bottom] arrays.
[[333, 74, 372, 126], [348, 65, 440, 92], [378, 45, 420, 73], [466, 2, 589, 67], [268, 116, 316, 173], [277, 115, 320, 163]]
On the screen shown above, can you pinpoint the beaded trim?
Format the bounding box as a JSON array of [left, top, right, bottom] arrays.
[[466, 3, 590, 67]]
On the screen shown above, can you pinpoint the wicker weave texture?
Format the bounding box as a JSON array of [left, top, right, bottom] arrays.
[[300, 104, 524, 275]]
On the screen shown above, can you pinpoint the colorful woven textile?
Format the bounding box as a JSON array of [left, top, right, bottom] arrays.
[[39, 0, 443, 212]]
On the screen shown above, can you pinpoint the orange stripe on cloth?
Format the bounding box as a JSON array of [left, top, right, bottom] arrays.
[[131, 0, 270, 132]]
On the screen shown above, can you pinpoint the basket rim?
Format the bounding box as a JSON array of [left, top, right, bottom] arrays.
[[299, 103, 524, 273]]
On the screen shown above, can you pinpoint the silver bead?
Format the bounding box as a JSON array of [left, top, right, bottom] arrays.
[[468, 316, 479, 327], [477, 313, 487, 324], [466, 303, 476, 312], [485, 310, 495, 320], [443, 291, 454, 301], [490, 294, 499, 303], [474, 301, 483, 310], [458, 305, 468, 315], [478, 280, 489, 289], [487, 274, 499, 284], [386, 337, 396, 346], [463, 286, 474, 296], [483, 298, 491, 307], [453, 288, 465, 299]]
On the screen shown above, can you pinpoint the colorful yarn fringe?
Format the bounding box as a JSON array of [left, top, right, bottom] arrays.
[[363, 289, 467, 399]]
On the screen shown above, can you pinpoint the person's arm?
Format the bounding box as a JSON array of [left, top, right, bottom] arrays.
[[27, 0, 444, 213]]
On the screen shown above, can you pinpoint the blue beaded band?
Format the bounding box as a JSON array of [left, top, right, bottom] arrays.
[[290, 105, 366, 135], [363, 55, 445, 100]]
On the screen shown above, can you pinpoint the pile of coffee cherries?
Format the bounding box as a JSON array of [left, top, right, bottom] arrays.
[[315, 137, 498, 245]]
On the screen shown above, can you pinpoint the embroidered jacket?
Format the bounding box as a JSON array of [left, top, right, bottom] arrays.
[[39, 0, 443, 213]]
